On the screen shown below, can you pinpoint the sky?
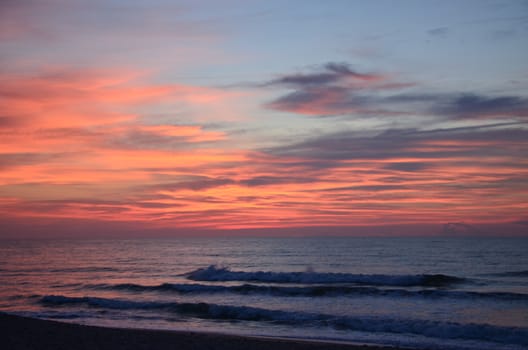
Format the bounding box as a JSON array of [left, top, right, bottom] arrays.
[[1, 0, 527, 238]]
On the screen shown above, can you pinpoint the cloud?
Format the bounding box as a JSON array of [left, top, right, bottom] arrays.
[[265, 62, 384, 88], [0, 152, 67, 170], [239, 175, 316, 187], [144, 174, 316, 192], [0, 68, 161, 130], [0, 116, 21, 128], [241, 124, 527, 229], [430, 94, 528, 120], [2, 122, 527, 230], [265, 124, 528, 166], [263, 63, 528, 121], [0, 198, 130, 218], [390, 93, 528, 120], [383, 162, 431, 172], [427, 27, 449, 37], [0, 66, 245, 161], [0, 66, 253, 229], [1, 64, 527, 232], [105, 125, 226, 150], [267, 87, 374, 116], [0, 67, 246, 131], [262, 62, 413, 117], [261, 62, 402, 117], [146, 176, 236, 192], [316, 184, 409, 192]]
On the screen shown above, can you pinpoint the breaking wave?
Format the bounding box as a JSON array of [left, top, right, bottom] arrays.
[[39, 295, 528, 346], [90, 282, 528, 301], [185, 265, 466, 287]]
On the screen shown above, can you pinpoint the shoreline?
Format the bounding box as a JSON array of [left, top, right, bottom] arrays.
[[1, 312, 416, 350]]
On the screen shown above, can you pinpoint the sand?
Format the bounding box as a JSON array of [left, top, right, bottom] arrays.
[[0, 312, 413, 350]]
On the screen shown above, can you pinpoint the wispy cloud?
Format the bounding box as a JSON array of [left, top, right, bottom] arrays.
[[0, 152, 66, 170], [1, 65, 527, 232], [146, 176, 236, 192], [264, 62, 384, 88], [265, 125, 528, 163]]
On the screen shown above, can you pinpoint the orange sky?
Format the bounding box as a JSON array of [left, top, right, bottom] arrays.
[[1, 1, 527, 237]]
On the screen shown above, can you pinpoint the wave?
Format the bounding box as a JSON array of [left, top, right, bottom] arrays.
[[487, 270, 528, 278], [185, 265, 466, 287], [39, 295, 528, 346], [90, 282, 528, 301], [17, 310, 101, 320]]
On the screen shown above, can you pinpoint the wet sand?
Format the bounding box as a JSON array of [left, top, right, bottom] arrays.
[[1, 312, 412, 350]]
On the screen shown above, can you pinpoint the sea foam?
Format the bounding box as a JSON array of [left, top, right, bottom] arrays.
[[185, 265, 465, 287]]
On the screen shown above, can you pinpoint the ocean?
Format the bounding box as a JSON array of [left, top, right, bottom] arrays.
[[0, 237, 527, 350]]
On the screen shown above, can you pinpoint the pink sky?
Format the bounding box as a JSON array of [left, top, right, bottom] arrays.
[[1, 1, 527, 237]]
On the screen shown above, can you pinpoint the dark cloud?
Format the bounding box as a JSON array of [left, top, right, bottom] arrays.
[[263, 63, 528, 121], [270, 89, 528, 120], [263, 62, 404, 117], [427, 27, 449, 37], [264, 62, 382, 88], [430, 94, 528, 119], [267, 86, 374, 116], [265, 125, 528, 166]]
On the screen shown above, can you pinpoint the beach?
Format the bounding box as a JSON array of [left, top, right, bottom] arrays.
[[1, 312, 405, 350]]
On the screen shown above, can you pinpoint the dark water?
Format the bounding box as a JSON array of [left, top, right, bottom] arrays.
[[1, 237, 527, 349]]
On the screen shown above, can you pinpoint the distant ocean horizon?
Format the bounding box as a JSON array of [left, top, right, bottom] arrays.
[[1, 236, 527, 350]]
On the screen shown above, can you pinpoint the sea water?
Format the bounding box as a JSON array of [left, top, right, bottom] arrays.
[[0, 237, 527, 349]]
